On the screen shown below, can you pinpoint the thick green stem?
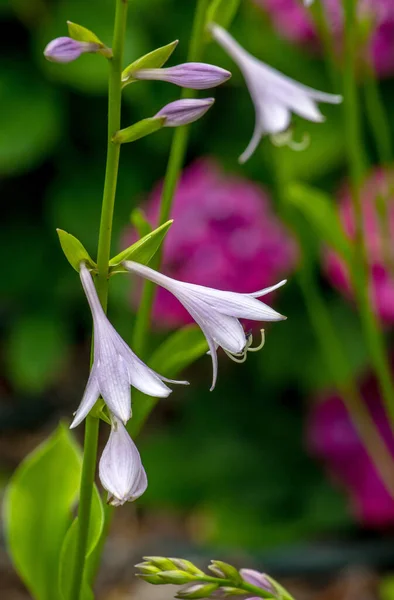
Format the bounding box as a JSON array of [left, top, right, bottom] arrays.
[[342, 0, 394, 429], [132, 0, 210, 358], [69, 1, 128, 598]]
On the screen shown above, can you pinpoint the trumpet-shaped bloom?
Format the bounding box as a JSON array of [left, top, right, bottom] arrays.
[[133, 62, 231, 89], [209, 23, 342, 163], [71, 263, 188, 428], [123, 260, 286, 390], [44, 37, 100, 63], [99, 417, 147, 506], [155, 98, 215, 127]]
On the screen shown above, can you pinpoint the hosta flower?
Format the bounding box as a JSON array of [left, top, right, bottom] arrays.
[[155, 98, 215, 127], [71, 263, 188, 428], [256, 0, 394, 78], [209, 23, 342, 163], [44, 36, 100, 63], [308, 369, 394, 527], [324, 168, 394, 324], [123, 260, 286, 389], [99, 417, 147, 506], [122, 159, 297, 329], [133, 62, 231, 89]]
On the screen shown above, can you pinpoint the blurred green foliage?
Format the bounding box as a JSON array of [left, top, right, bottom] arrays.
[[3, 0, 392, 555]]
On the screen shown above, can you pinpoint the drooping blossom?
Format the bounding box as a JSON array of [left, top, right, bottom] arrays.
[[71, 263, 188, 428], [44, 37, 100, 63], [155, 98, 215, 127], [256, 0, 394, 78], [132, 62, 231, 89], [209, 23, 342, 162], [324, 168, 394, 323], [307, 371, 394, 527], [99, 417, 147, 506], [124, 260, 286, 390], [123, 159, 297, 328]]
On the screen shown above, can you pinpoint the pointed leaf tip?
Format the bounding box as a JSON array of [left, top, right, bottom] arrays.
[[56, 229, 96, 272], [122, 40, 179, 86]]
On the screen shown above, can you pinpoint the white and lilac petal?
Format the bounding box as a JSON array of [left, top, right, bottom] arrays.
[[70, 368, 100, 429], [99, 419, 147, 506], [96, 352, 132, 424], [240, 569, 275, 593], [248, 280, 287, 298]]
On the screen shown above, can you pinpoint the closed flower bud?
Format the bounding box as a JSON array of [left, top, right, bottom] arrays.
[[158, 570, 196, 584], [133, 62, 231, 90], [177, 583, 219, 599], [170, 559, 205, 575], [137, 573, 165, 585], [155, 98, 215, 127], [135, 563, 161, 575], [142, 557, 178, 570], [44, 36, 100, 63], [210, 561, 241, 584]]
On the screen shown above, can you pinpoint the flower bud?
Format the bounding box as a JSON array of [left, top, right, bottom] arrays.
[[138, 573, 165, 585], [155, 98, 215, 127], [143, 557, 178, 570], [157, 570, 196, 584], [177, 583, 219, 599], [44, 36, 100, 63], [170, 559, 204, 575], [240, 569, 275, 594], [99, 419, 147, 506], [135, 563, 161, 575], [133, 63, 231, 90], [210, 561, 241, 584]]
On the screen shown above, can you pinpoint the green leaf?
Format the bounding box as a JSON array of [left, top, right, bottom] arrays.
[[59, 484, 104, 600], [122, 40, 178, 85], [4, 425, 82, 600], [109, 220, 173, 273], [113, 117, 166, 144], [57, 229, 96, 272], [129, 326, 208, 437], [67, 20, 103, 45], [285, 182, 353, 261], [206, 0, 241, 31], [131, 208, 153, 238], [67, 21, 112, 58], [149, 325, 208, 377]]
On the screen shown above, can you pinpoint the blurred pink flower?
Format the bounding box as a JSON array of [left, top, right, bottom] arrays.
[[324, 168, 394, 324], [125, 159, 297, 328], [256, 0, 394, 77], [307, 371, 394, 527]]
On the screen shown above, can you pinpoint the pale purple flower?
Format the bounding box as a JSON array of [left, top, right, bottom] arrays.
[[132, 62, 231, 90], [240, 569, 276, 596], [44, 36, 100, 63], [123, 260, 286, 390], [256, 0, 394, 78], [209, 23, 342, 163], [155, 98, 215, 127], [324, 168, 394, 324], [71, 263, 188, 428], [122, 159, 298, 330], [99, 417, 147, 507]]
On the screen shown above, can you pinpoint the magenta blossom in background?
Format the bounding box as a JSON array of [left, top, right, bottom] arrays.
[[324, 168, 394, 324], [307, 371, 394, 527], [256, 0, 394, 78], [124, 159, 297, 328]]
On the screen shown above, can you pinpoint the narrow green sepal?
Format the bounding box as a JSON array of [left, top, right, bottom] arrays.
[[170, 559, 205, 576], [265, 576, 295, 600], [113, 117, 166, 144], [122, 40, 179, 86], [142, 556, 177, 570], [67, 21, 112, 58], [109, 220, 173, 274], [131, 208, 152, 238], [56, 229, 96, 272], [206, 0, 241, 34]]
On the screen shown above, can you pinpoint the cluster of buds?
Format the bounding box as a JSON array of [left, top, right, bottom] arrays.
[[136, 557, 295, 600]]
